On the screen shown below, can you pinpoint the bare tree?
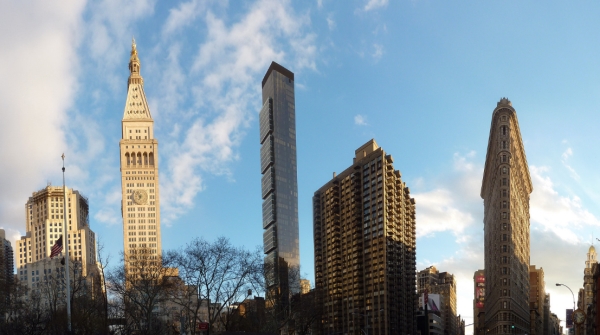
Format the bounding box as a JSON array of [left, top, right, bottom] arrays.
[[166, 237, 263, 335], [107, 249, 176, 335]]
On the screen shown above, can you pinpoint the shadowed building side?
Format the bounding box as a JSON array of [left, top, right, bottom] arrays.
[[481, 98, 532, 334]]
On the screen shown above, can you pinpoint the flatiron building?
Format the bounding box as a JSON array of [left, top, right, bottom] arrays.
[[481, 98, 532, 334]]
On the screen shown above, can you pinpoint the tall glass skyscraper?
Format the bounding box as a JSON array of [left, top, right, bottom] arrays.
[[260, 61, 300, 308]]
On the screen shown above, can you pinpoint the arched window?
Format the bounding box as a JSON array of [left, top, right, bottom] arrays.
[[137, 153, 142, 165], [144, 153, 148, 166], [126, 153, 131, 166], [149, 153, 154, 166]]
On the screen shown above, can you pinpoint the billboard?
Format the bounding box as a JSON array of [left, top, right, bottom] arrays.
[[420, 293, 442, 312], [566, 309, 573, 329], [475, 275, 485, 309]]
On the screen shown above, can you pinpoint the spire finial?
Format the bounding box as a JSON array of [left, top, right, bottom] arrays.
[[128, 38, 142, 81]]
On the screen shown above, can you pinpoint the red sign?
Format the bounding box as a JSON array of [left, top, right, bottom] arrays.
[[198, 322, 209, 330]]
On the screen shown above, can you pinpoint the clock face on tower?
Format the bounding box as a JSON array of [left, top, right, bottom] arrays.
[[133, 189, 148, 205]]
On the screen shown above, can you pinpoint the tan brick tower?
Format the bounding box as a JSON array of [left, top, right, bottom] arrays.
[[120, 39, 162, 272], [481, 98, 532, 334], [313, 139, 417, 335]]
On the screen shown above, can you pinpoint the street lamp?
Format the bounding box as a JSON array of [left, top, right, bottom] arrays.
[[555, 283, 576, 312]]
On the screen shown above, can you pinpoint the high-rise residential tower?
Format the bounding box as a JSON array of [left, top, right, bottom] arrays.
[[16, 186, 99, 294], [0, 229, 14, 287], [417, 266, 458, 335], [259, 62, 300, 305], [120, 40, 162, 271], [481, 98, 532, 334], [313, 139, 417, 335]]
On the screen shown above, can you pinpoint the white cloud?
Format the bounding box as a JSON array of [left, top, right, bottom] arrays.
[[372, 43, 383, 61], [364, 0, 388, 11], [354, 114, 368, 126], [162, 0, 209, 37], [155, 0, 317, 223], [86, 0, 155, 78], [413, 152, 483, 238], [0, 0, 85, 248], [326, 13, 336, 31], [561, 147, 580, 181], [529, 165, 600, 242]]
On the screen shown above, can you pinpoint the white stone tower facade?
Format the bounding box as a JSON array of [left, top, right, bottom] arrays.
[[119, 39, 162, 270]]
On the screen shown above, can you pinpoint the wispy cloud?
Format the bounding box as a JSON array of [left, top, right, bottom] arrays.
[[364, 0, 388, 11], [154, 0, 317, 223], [354, 114, 368, 126], [372, 43, 383, 61], [326, 13, 336, 31], [561, 147, 580, 181]]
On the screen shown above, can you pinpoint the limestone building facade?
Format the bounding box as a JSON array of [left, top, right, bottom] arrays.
[[528, 265, 545, 335], [417, 266, 458, 335], [16, 185, 99, 298], [584, 245, 597, 308], [119, 40, 162, 271], [313, 139, 417, 335], [481, 98, 533, 334]]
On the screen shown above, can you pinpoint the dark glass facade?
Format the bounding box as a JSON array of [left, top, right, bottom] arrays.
[[260, 62, 300, 299]]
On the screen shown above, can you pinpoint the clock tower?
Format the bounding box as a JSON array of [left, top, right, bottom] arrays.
[[119, 39, 162, 270]]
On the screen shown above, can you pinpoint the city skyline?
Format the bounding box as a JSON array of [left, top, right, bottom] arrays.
[[3, 1, 600, 333]]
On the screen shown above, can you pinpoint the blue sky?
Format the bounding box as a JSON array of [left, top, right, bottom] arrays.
[[2, 0, 600, 333]]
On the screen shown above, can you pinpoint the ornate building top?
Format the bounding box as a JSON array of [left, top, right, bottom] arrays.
[[123, 38, 152, 120]]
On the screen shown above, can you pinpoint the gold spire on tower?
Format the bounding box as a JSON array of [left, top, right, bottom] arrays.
[[128, 37, 143, 87]]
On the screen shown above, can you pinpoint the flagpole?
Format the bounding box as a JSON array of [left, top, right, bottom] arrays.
[[62, 153, 72, 332]]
